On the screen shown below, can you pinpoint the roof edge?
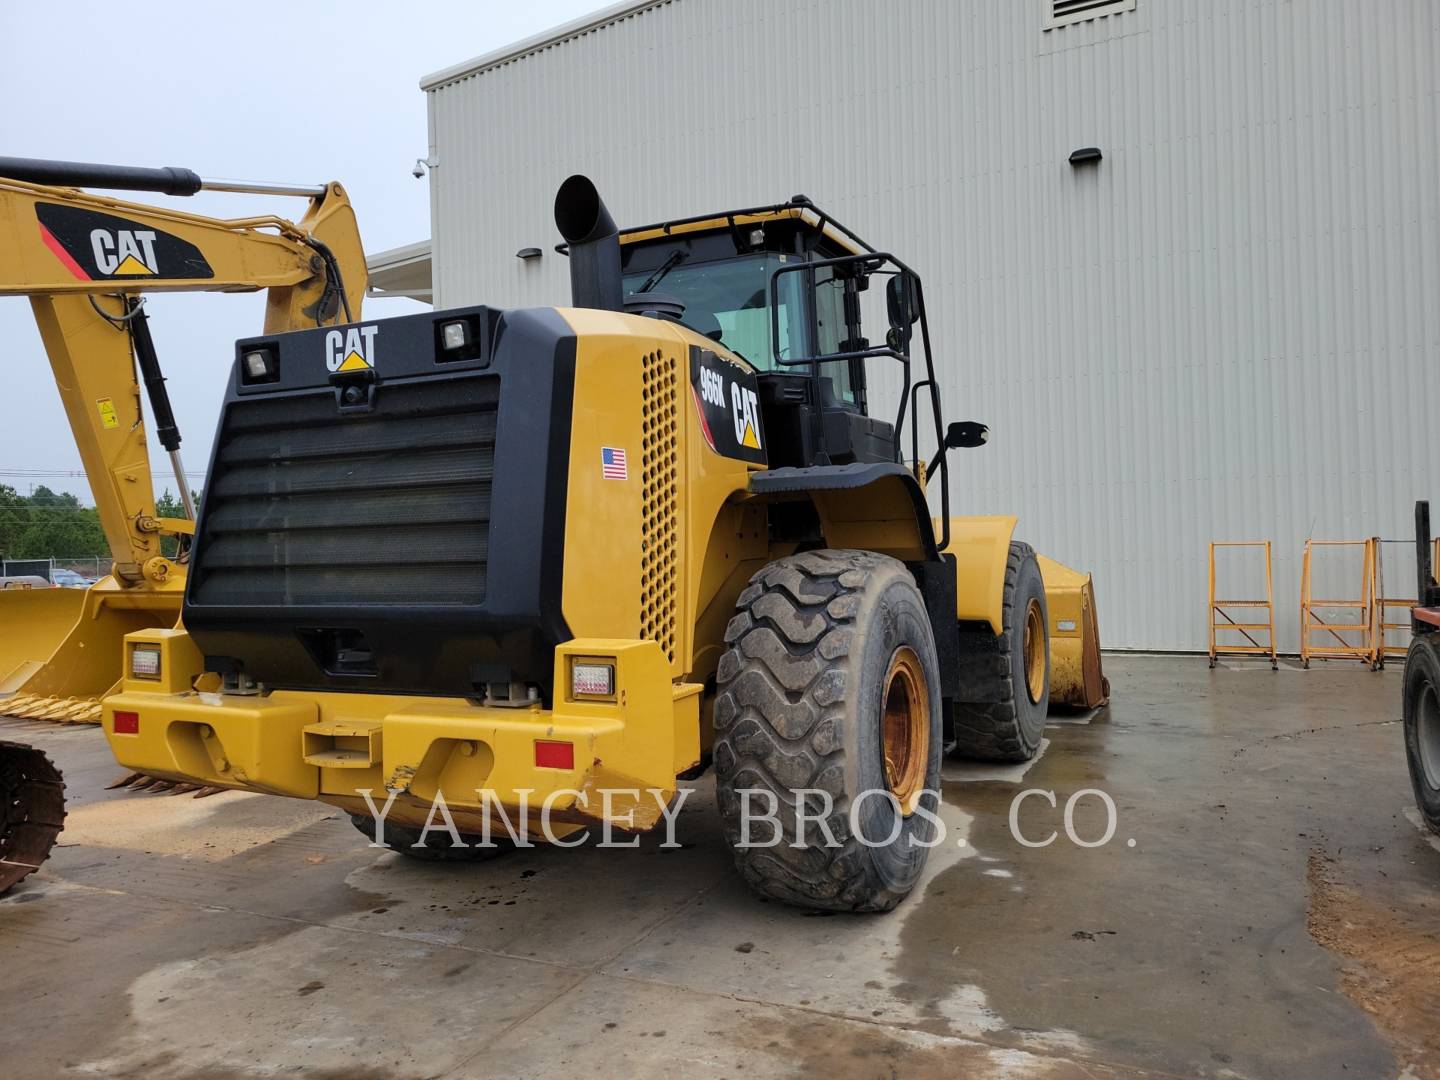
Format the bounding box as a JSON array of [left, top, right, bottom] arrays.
[[420, 0, 672, 91], [365, 239, 432, 271]]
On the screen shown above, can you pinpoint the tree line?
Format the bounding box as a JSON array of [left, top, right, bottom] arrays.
[[0, 485, 194, 560]]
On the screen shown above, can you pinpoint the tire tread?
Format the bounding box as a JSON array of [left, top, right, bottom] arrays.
[[714, 549, 919, 911]]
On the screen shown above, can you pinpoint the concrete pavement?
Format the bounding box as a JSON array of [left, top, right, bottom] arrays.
[[1, 655, 1436, 1078]]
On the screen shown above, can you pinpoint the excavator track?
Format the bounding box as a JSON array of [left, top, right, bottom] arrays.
[[0, 740, 66, 893]]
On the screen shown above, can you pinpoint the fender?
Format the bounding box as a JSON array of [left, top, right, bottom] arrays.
[[748, 463, 939, 562], [941, 515, 1018, 635]]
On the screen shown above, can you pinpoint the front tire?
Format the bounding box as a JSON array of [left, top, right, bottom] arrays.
[[713, 550, 943, 912], [950, 541, 1050, 762], [1403, 634, 1440, 834]]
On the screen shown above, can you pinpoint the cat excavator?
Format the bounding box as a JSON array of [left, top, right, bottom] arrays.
[[0, 157, 368, 726], [0, 159, 366, 866]]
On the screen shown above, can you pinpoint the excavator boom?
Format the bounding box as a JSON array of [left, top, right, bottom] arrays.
[[0, 158, 367, 724]]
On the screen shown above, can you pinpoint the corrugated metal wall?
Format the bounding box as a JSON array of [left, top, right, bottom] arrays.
[[426, 0, 1440, 652]]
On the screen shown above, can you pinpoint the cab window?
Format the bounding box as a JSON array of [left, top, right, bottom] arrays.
[[623, 253, 802, 370]]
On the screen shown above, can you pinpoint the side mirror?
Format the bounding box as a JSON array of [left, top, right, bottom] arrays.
[[945, 421, 989, 449], [886, 273, 920, 329]]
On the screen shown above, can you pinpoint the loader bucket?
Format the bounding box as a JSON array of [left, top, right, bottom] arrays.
[[1037, 555, 1110, 710], [0, 578, 182, 723], [0, 740, 65, 893]]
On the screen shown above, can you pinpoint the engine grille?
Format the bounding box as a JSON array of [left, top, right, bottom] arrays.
[[639, 351, 679, 663], [191, 378, 496, 607]]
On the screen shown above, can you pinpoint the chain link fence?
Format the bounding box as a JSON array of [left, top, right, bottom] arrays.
[[2, 557, 109, 586]]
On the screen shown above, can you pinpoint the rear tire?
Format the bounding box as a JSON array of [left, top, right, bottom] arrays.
[[349, 814, 515, 862], [1403, 634, 1440, 835], [713, 550, 942, 912], [950, 542, 1050, 762]]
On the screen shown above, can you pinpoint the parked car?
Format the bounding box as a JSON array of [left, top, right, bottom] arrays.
[[0, 575, 52, 590], [49, 569, 95, 589]]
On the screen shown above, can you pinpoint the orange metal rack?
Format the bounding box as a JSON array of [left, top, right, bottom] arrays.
[[1208, 541, 1278, 669], [1299, 539, 1379, 670]]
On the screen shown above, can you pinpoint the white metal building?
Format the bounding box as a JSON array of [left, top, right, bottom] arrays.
[[384, 0, 1440, 652]]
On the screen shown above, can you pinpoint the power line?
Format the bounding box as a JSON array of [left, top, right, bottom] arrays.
[[3, 507, 188, 518], [0, 467, 206, 478]]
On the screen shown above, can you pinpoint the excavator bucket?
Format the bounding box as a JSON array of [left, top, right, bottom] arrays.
[[0, 587, 90, 716], [1038, 555, 1111, 710], [0, 579, 182, 724], [0, 740, 65, 893]]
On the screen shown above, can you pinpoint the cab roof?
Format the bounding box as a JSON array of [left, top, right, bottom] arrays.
[[618, 200, 872, 258]]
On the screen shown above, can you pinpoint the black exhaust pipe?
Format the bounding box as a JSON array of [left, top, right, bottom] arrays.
[[553, 174, 623, 312]]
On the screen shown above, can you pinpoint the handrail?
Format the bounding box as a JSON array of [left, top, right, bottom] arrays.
[[767, 251, 951, 552]]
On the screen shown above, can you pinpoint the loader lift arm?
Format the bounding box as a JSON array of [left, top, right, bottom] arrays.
[[0, 157, 366, 721]]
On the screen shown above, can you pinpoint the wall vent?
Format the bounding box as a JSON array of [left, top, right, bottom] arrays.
[[1045, 0, 1135, 31]]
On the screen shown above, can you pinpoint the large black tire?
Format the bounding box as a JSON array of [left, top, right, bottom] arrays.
[[349, 814, 515, 862], [949, 541, 1050, 762], [713, 549, 943, 912], [0, 742, 65, 894], [1402, 634, 1440, 835]]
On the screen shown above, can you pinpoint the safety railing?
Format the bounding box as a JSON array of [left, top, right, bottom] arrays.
[[1208, 541, 1278, 669], [1300, 539, 1379, 669], [769, 251, 951, 550]]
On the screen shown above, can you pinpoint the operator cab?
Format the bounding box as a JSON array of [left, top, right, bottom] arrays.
[[617, 201, 897, 468]]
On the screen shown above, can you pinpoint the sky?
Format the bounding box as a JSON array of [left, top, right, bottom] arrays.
[[0, 0, 602, 505]]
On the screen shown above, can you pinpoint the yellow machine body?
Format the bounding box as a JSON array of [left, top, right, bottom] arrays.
[[106, 630, 700, 833], [0, 170, 366, 722], [101, 299, 1106, 831], [104, 311, 727, 827]]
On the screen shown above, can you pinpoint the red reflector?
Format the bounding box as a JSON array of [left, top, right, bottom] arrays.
[[113, 710, 140, 734], [534, 739, 574, 770]]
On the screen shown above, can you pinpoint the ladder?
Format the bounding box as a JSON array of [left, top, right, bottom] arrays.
[[1300, 539, 1379, 670], [1208, 541, 1278, 669]]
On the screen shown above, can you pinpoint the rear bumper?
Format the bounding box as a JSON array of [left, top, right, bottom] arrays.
[[103, 637, 701, 833]]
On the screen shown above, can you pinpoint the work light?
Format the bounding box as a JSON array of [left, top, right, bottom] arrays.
[[440, 320, 469, 352], [241, 347, 278, 384], [129, 644, 161, 679], [571, 661, 615, 698]]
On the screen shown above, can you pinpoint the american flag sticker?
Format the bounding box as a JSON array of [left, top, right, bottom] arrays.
[[601, 446, 629, 480]]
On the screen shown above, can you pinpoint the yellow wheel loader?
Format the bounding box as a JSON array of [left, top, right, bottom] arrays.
[[101, 176, 1105, 911], [0, 157, 367, 729]]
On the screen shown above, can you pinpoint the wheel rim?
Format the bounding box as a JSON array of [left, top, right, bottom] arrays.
[[1419, 681, 1440, 790], [1023, 598, 1046, 704], [881, 646, 929, 816]]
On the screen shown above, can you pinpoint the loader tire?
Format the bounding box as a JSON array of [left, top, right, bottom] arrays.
[[1403, 634, 1440, 835], [949, 542, 1050, 763], [714, 550, 942, 913], [349, 814, 515, 862]]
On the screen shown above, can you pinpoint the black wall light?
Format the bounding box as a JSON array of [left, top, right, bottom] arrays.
[[1069, 147, 1103, 166], [516, 246, 542, 260]]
